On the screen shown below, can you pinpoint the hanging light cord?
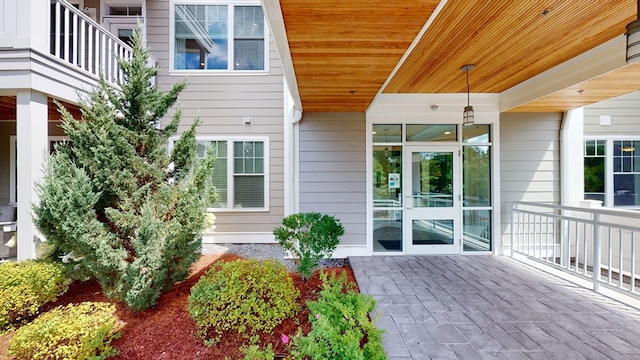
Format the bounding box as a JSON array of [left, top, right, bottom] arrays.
[[466, 69, 470, 107]]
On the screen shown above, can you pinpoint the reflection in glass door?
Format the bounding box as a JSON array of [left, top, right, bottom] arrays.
[[404, 146, 460, 254], [372, 146, 403, 252]]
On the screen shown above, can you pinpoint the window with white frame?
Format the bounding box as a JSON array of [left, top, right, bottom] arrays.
[[172, 2, 266, 71], [584, 138, 640, 208], [196, 138, 268, 210], [9, 136, 69, 205]]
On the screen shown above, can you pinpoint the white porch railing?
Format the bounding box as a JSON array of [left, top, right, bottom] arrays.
[[50, 0, 133, 85], [511, 201, 640, 298]]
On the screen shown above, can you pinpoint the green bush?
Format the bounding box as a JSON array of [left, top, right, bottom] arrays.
[[7, 302, 122, 360], [188, 259, 300, 345], [273, 212, 345, 280], [0, 260, 68, 333], [290, 271, 386, 360]]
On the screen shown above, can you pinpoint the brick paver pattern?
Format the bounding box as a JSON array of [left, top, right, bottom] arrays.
[[349, 255, 640, 360]]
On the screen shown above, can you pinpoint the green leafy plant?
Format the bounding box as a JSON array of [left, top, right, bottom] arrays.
[[0, 260, 68, 334], [188, 259, 300, 345], [32, 26, 215, 311], [273, 212, 345, 280], [289, 271, 386, 360], [7, 302, 122, 360]]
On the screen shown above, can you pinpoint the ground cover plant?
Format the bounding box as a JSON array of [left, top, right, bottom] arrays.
[[0, 260, 67, 334], [0, 254, 380, 359], [7, 302, 121, 360]]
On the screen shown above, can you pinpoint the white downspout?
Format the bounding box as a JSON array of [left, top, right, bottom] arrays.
[[284, 80, 302, 217]]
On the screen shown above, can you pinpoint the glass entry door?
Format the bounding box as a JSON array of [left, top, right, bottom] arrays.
[[404, 145, 461, 254]]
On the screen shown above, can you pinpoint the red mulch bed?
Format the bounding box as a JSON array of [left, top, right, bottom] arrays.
[[0, 254, 357, 360]]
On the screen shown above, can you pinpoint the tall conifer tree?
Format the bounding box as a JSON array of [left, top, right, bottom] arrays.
[[33, 27, 214, 311]]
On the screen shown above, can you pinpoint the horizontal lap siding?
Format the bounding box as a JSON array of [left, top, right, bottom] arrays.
[[500, 113, 562, 245], [147, 0, 285, 236], [584, 91, 640, 136], [299, 112, 366, 246]]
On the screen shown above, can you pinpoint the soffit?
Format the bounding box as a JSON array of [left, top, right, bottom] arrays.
[[278, 0, 639, 113]]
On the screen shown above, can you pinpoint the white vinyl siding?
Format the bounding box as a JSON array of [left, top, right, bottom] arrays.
[[584, 91, 640, 136], [147, 0, 284, 235], [500, 112, 562, 245], [298, 112, 367, 246]]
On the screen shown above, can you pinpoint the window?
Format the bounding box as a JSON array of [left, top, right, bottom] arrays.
[[584, 139, 640, 208], [195, 138, 268, 210], [172, 2, 266, 71]]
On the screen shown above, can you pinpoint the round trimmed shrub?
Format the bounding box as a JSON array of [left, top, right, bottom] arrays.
[[188, 259, 300, 345], [7, 302, 122, 360], [0, 260, 68, 333]]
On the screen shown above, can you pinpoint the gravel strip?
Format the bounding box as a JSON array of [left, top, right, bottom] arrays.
[[201, 243, 349, 272]]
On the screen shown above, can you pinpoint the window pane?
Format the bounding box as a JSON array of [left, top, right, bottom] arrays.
[[584, 156, 605, 199], [234, 141, 263, 174], [463, 146, 490, 206], [234, 39, 264, 70], [614, 174, 639, 206], [210, 141, 228, 208], [373, 146, 402, 207], [373, 210, 402, 252], [372, 124, 401, 143], [462, 124, 490, 143], [174, 5, 228, 70], [234, 175, 264, 207], [463, 210, 491, 251], [406, 124, 456, 142]]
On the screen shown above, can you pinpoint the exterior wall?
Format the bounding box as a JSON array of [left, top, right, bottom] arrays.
[[146, 0, 285, 237], [298, 112, 366, 246], [584, 91, 640, 136], [499, 112, 562, 246]]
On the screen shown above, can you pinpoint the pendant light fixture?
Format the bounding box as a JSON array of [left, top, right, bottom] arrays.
[[461, 64, 475, 126], [627, 0, 640, 63]]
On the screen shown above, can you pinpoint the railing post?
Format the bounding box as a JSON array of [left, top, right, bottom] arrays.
[[593, 213, 601, 292], [510, 202, 515, 257]]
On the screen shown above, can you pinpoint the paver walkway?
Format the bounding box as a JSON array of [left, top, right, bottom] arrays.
[[349, 255, 640, 360]]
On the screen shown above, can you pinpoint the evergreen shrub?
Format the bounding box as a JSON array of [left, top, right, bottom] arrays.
[[273, 212, 345, 280], [7, 302, 122, 360], [32, 26, 214, 311], [290, 271, 386, 360], [0, 260, 67, 333], [188, 259, 299, 345]]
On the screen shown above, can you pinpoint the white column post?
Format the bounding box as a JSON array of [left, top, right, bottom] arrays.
[[561, 108, 584, 207], [16, 90, 48, 260]]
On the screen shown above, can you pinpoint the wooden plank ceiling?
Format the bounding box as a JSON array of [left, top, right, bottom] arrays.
[[0, 97, 82, 122], [278, 0, 639, 113]]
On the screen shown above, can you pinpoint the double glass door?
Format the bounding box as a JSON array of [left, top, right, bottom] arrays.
[[404, 145, 460, 254], [372, 145, 461, 254]]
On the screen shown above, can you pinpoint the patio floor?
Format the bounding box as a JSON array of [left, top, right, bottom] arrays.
[[349, 255, 640, 360]]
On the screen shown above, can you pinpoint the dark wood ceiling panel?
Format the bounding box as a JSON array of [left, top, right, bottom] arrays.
[[0, 96, 81, 122]]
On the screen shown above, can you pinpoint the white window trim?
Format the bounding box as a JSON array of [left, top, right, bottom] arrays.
[[169, 0, 270, 75], [9, 136, 69, 206], [584, 135, 640, 209], [168, 135, 270, 212]]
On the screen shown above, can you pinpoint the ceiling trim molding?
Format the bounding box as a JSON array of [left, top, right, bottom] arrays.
[[260, 0, 302, 110], [500, 35, 628, 113]]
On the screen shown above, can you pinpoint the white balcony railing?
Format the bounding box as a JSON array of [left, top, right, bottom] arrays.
[[50, 0, 133, 85], [511, 201, 640, 298]]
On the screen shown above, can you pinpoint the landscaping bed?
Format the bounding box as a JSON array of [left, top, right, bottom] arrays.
[[0, 254, 360, 360]]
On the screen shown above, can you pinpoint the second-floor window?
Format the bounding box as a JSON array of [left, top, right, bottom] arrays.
[[172, 2, 266, 71]]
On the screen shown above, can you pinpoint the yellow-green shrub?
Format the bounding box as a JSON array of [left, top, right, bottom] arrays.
[[0, 260, 68, 333], [7, 302, 122, 360], [188, 259, 300, 345]]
